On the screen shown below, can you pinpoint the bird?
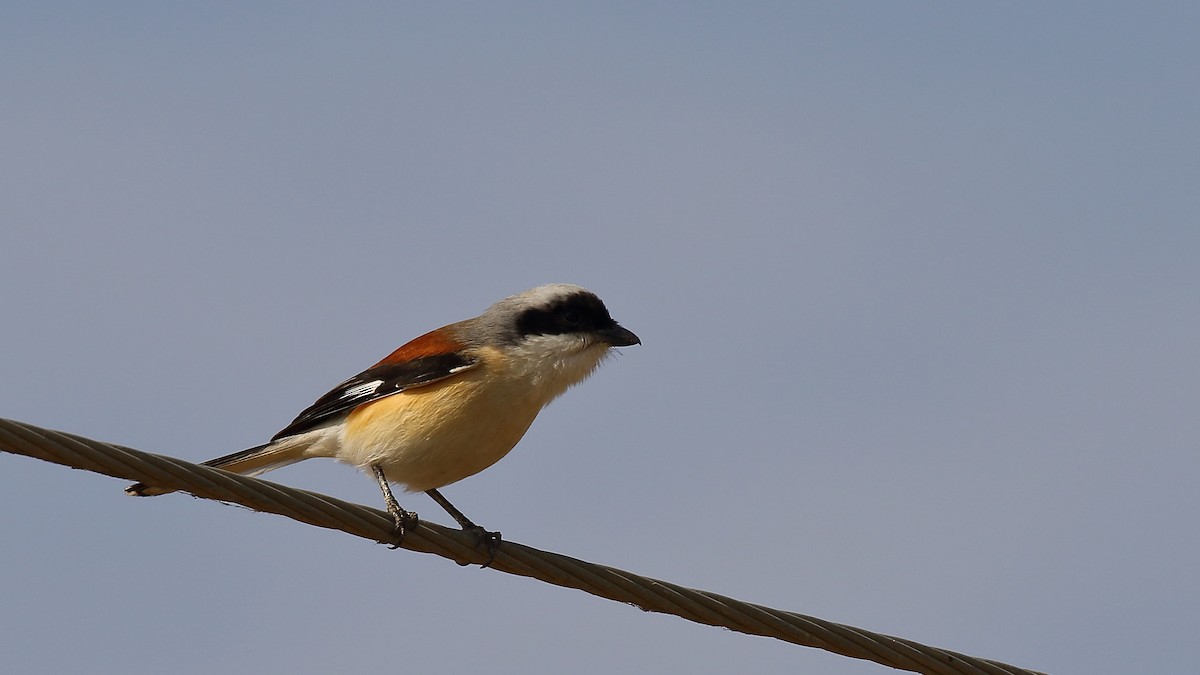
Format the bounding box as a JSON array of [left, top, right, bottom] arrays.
[[126, 283, 639, 560]]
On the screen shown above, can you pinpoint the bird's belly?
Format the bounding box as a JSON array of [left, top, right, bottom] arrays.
[[338, 374, 542, 492]]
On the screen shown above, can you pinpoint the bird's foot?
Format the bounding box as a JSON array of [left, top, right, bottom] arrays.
[[386, 507, 420, 549], [462, 524, 501, 568]]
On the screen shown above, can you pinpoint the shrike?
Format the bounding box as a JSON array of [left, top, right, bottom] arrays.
[[127, 283, 639, 557]]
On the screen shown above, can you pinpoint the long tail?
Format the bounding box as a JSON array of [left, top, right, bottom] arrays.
[[125, 441, 307, 497]]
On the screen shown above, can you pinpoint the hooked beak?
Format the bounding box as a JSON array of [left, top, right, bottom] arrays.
[[596, 323, 640, 347]]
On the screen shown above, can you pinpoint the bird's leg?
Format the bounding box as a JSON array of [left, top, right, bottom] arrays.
[[372, 465, 418, 545], [425, 488, 501, 567]]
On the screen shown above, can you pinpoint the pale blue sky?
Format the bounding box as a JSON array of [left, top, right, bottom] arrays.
[[3, 4, 1198, 674]]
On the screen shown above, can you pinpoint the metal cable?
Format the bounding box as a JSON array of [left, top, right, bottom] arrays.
[[0, 417, 1046, 675]]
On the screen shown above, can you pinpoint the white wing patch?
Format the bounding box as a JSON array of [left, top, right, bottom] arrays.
[[340, 380, 383, 399]]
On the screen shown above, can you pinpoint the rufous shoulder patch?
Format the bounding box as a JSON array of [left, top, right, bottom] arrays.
[[373, 325, 464, 366]]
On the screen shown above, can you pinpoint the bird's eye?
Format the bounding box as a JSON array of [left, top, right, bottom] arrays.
[[561, 310, 582, 326]]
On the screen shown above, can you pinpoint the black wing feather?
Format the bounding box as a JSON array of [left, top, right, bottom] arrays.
[[272, 353, 478, 441]]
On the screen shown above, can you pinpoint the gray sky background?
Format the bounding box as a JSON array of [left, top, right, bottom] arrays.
[[3, 4, 1197, 674]]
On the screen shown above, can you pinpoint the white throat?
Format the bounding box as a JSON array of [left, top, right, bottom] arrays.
[[505, 333, 611, 403]]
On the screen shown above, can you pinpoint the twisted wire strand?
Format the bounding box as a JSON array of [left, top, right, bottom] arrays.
[[0, 417, 1045, 675]]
